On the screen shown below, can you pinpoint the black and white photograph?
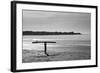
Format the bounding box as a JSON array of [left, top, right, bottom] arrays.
[[22, 10, 91, 63], [11, 1, 97, 72]]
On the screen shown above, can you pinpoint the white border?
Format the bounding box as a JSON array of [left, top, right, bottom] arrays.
[[16, 4, 96, 70]]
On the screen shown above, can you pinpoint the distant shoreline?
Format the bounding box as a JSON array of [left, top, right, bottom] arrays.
[[23, 31, 81, 35]]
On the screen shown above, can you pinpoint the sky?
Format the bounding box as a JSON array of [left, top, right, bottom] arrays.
[[23, 10, 91, 34]]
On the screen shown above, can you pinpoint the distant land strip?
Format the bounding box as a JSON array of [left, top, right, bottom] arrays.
[[23, 31, 81, 35]]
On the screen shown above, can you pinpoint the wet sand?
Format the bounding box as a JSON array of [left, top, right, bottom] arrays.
[[22, 46, 91, 63]]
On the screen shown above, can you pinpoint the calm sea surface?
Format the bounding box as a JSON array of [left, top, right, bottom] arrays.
[[23, 34, 91, 52]]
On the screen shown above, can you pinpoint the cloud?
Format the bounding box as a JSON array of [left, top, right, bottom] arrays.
[[23, 10, 91, 34]]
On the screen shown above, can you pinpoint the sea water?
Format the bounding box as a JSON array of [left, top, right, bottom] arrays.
[[23, 34, 90, 52]]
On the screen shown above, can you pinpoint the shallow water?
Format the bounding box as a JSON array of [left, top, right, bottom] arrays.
[[23, 34, 91, 51], [22, 34, 91, 62]]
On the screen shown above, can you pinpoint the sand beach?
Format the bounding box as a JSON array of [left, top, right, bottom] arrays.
[[22, 46, 91, 63]]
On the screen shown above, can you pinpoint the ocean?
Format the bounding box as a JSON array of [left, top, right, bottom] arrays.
[[23, 34, 90, 52]]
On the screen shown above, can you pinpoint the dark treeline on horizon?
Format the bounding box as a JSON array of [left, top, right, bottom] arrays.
[[23, 31, 81, 35]]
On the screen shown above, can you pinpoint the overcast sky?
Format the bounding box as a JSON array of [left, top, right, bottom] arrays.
[[23, 10, 91, 34]]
